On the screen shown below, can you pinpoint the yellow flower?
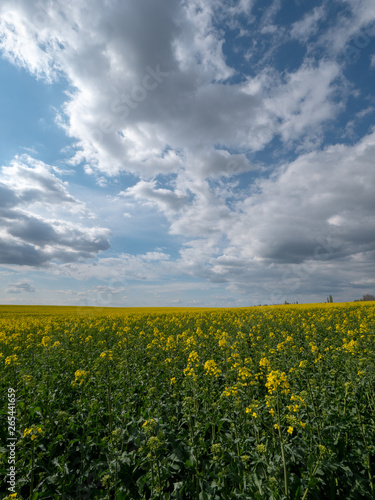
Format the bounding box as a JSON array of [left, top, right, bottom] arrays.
[[222, 386, 239, 397], [183, 366, 196, 379], [170, 377, 176, 385], [5, 355, 20, 366], [100, 352, 107, 358], [41, 335, 52, 347], [142, 419, 156, 433], [204, 359, 221, 377], [265, 370, 290, 394], [187, 351, 199, 364], [184, 351, 199, 380], [237, 366, 252, 381], [287, 426, 294, 435], [23, 426, 43, 441], [219, 337, 229, 348], [74, 370, 87, 386], [259, 357, 271, 370], [274, 423, 280, 430]]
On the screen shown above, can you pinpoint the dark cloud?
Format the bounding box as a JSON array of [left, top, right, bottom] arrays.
[[0, 185, 18, 208], [7, 217, 57, 246], [0, 156, 110, 266], [6, 281, 36, 293]]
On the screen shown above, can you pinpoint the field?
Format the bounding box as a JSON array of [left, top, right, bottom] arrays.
[[1, 303, 375, 499]]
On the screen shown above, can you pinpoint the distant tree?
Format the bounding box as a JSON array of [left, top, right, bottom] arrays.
[[327, 295, 333, 303], [361, 294, 375, 301]]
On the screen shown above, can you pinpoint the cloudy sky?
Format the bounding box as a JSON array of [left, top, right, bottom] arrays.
[[0, 0, 374, 307]]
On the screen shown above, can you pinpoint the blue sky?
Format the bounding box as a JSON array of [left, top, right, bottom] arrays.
[[0, 0, 374, 307]]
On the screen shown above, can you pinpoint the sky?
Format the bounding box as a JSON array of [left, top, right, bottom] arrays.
[[0, 0, 374, 307]]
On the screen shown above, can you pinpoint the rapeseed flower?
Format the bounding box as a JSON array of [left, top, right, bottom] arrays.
[[23, 426, 43, 441], [266, 370, 290, 394], [5, 355, 20, 366], [73, 369, 87, 386], [204, 359, 221, 377]]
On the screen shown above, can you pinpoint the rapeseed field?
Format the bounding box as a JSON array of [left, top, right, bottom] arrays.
[[1, 303, 374, 499]]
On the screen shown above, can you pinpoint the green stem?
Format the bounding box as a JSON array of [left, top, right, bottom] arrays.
[[232, 416, 243, 493], [355, 400, 374, 496], [30, 440, 35, 499], [156, 457, 162, 496], [306, 378, 322, 442], [150, 459, 155, 498], [301, 453, 322, 500], [276, 395, 288, 497], [107, 368, 113, 435]]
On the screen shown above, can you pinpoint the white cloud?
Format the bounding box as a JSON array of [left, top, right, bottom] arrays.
[[227, 130, 375, 262], [174, 0, 234, 81], [232, 0, 254, 16], [116, 129, 375, 297], [0, 0, 346, 182], [291, 6, 326, 42], [0, 6, 59, 81], [121, 180, 189, 213], [1, 154, 82, 214], [0, 155, 110, 266], [11, 120, 374, 303], [120, 129, 375, 302], [318, 0, 375, 56], [264, 61, 343, 145]]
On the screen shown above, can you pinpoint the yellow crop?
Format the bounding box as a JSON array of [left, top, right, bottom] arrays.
[[1, 302, 374, 498]]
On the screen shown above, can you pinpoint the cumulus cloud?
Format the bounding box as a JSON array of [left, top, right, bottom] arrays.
[[264, 60, 343, 145], [121, 180, 189, 213], [114, 126, 375, 301], [226, 129, 375, 263], [0, 155, 110, 266], [0, 0, 347, 182], [0, 155, 80, 212], [126, 129, 375, 302]]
